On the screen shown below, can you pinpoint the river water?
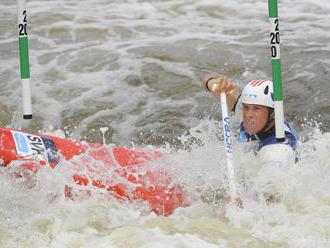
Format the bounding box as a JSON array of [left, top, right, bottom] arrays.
[[1, 0, 330, 247]]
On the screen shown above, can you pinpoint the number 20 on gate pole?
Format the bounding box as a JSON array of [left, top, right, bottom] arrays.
[[18, 0, 33, 119]]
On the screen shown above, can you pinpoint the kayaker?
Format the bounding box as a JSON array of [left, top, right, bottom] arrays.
[[203, 73, 297, 155], [203, 73, 298, 207]]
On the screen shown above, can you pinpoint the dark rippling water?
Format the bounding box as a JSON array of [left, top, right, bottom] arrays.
[[1, 0, 329, 146], [1, 1, 330, 247]]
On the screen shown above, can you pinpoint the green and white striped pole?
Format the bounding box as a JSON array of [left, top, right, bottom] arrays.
[[268, 0, 285, 142], [18, 0, 32, 119]]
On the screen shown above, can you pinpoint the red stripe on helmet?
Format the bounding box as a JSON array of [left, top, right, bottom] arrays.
[[249, 80, 257, 86], [250, 80, 261, 86], [256, 80, 266, 86], [250, 80, 266, 87]]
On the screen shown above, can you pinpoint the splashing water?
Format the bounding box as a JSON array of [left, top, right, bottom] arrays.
[[1, 0, 330, 247], [0, 119, 329, 247]]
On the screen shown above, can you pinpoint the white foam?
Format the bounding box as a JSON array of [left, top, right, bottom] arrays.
[[1, 0, 330, 246]]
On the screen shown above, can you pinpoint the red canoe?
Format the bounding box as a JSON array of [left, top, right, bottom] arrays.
[[0, 128, 186, 215]]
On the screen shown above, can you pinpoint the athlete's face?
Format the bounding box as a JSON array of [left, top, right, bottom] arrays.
[[242, 104, 270, 134]]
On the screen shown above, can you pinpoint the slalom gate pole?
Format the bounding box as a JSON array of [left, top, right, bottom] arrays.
[[220, 93, 237, 197], [268, 0, 285, 142], [17, 0, 32, 119]]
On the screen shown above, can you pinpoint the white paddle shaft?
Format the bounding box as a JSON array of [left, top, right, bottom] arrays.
[[220, 92, 237, 197]]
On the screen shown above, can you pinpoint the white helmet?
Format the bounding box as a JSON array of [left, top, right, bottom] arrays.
[[241, 80, 274, 108]]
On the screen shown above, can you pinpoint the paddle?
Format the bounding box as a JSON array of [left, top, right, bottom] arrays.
[[220, 92, 238, 200], [268, 0, 285, 142], [17, 0, 32, 119]]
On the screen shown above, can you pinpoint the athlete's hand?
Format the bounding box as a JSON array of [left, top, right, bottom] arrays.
[[207, 75, 237, 98], [203, 74, 241, 111]]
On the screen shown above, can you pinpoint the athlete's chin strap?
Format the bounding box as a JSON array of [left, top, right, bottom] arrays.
[[256, 107, 275, 137]]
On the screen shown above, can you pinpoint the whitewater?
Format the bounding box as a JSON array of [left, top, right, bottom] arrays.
[[1, 0, 330, 247]]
